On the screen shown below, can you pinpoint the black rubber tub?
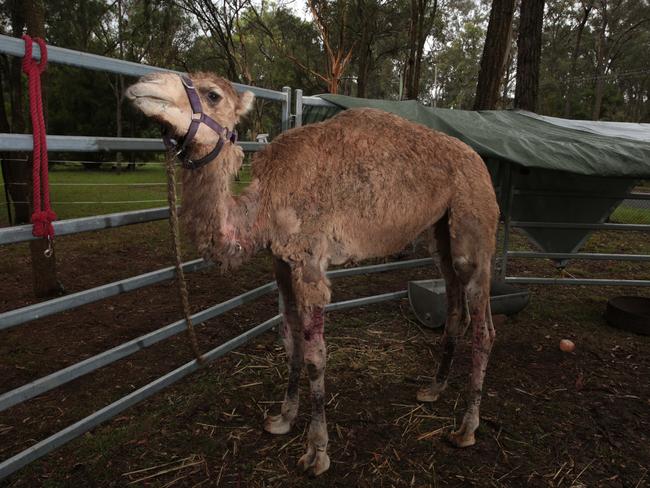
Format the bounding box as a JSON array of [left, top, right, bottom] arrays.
[[605, 296, 650, 336], [408, 279, 530, 329]]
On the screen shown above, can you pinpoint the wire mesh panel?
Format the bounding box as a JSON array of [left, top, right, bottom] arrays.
[[610, 181, 650, 225]]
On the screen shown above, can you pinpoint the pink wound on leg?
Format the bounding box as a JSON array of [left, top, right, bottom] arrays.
[[304, 308, 324, 341]]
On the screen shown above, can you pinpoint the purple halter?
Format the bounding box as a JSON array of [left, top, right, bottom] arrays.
[[163, 75, 238, 170]]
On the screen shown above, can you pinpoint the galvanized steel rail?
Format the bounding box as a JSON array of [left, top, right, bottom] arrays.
[[0, 258, 429, 414], [0, 287, 413, 479], [0, 133, 265, 153], [0, 281, 278, 413], [0, 34, 287, 101], [0, 207, 170, 244], [0, 259, 210, 331]]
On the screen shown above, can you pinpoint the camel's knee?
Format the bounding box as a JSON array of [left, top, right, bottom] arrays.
[[304, 341, 326, 381], [299, 308, 326, 380], [291, 263, 331, 314], [452, 255, 477, 285], [280, 320, 294, 353]]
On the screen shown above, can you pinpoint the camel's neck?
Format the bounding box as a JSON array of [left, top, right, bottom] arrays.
[[180, 144, 262, 270]]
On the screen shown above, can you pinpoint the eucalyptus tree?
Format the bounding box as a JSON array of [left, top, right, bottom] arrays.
[[540, 0, 649, 121], [473, 0, 516, 110], [514, 0, 545, 111]]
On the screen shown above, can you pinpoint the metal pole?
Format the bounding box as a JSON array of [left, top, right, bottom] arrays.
[[295, 89, 303, 128], [281, 86, 292, 132], [433, 65, 438, 108], [499, 163, 514, 280], [0, 159, 13, 225]]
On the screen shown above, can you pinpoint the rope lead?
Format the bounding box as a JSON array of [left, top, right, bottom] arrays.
[[165, 151, 205, 365], [22, 35, 57, 252]]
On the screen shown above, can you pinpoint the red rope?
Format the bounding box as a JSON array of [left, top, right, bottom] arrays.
[[22, 35, 56, 239]]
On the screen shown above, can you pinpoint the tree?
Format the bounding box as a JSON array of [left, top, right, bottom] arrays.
[[403, 0, 438, 99], [514, 0, 545, 111], [473, 0, 516, 110], [305, 0, 356, 94], [562, 0, 593, 116], [590, 0, 650, 120], [0, 0, 65, 297], [177, 0, 251, 83], [435, 18, 487, 108], [249, 0, 355, 94]]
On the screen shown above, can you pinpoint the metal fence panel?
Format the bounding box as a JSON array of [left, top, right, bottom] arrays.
[[0, 281, 277, 413], [0, 34, 287, 102], [0, 259, 210, 331], [0, 314, 282, 481], [0, 207, 170, 245], [0, 287, 410, 480], [0, 134, 265, 153]]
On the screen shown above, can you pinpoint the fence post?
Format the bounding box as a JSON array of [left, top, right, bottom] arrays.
[[281, 86, 292, 132], [499, 163, 514, 281], [294, 89, 303, 128]]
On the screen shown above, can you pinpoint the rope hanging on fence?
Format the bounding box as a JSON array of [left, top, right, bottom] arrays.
[[22, 35, 56, 251], [165, 151, 204, 365]]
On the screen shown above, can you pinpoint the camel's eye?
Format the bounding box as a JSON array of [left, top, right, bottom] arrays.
[[207, 91, 221, 103]]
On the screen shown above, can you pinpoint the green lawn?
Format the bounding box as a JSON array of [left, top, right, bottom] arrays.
[[610, 205, 650, 225], [0, 162, 253, 223]]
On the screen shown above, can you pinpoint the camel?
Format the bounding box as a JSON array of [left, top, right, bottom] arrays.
[[126, 72, 499, 477]]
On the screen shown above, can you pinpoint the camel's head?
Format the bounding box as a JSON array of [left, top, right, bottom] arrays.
[[126, 72, 254, 154]]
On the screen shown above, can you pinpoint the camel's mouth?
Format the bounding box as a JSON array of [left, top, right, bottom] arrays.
[[125, 82, 176, 116], [125, 91, 172, 107]]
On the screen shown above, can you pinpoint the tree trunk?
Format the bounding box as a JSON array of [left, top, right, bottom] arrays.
[[0, 59, 15, 225], [404, 0, 418, 99], [2, 0, 31, 226], [473, 0, 516, 110], [592, 32, 606, 120], [563, 2, 592, 117], [355, 0, 374, 98], [413, 0, 437, 101], [24, 0, 65, 298], [514, 0, 545, 112]]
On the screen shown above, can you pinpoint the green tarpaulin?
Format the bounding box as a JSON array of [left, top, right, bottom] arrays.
[[305, 94, 650, 178], [303, 95, 650, 256]]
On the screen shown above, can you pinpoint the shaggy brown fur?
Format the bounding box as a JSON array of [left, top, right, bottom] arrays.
[[126, 72, 500, 476]]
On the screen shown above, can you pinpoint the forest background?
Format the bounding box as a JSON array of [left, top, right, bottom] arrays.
[[2, 0, 649, 145]]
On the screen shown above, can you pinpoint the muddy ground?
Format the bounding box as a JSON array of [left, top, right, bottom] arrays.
[[1, 223, 649, 487]]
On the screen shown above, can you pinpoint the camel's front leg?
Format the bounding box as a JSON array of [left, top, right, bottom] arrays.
[[297, 307, 330, 476], [264, 313, 303, 434], [265, 258, 303, 434]]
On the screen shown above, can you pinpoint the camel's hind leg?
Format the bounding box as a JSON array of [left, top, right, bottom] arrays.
[[448, 228, 496, 448], [264, 257, 303, 435], [417, 216, 469, 403]]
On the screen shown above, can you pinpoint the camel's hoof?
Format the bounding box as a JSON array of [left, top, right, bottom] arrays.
[[264, 414, 292, 435], [448, 429, 476, 448], [417, 387, 440, 403], [416, 383, 446, 403], [298, 450, 330, 477]]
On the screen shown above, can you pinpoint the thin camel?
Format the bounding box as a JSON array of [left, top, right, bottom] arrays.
[[126, 72, 500, 476]]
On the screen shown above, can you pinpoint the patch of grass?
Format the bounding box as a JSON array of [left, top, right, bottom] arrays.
[[610, 205, 650, 224], [0, 162, 253, 224]]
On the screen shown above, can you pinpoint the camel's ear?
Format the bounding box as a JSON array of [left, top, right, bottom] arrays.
[[236, 90, 255, 117]]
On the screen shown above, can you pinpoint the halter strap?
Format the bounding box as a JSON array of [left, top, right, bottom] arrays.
[[163, 75, 238, 170]]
